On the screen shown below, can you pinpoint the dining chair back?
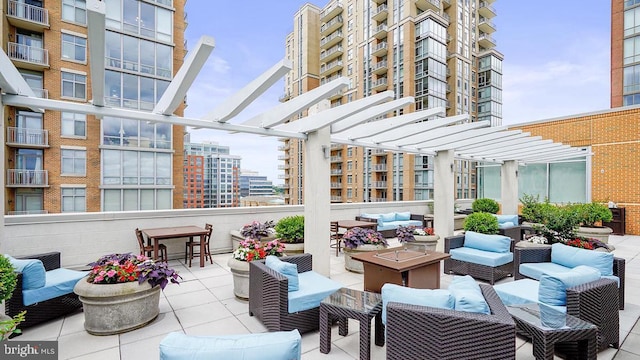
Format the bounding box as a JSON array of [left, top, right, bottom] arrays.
[[185, 223, 214, 267], [329, 221, 342, 257], [136, 228, 167, 262]]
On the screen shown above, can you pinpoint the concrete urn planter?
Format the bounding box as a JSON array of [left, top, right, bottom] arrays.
[[344, 244, 387, 273], [576, 226, 613, 244], [74, 278, 160, 335], [410, 234, 440, 251], [282, 242, 304, 255], [227, 257, 250, 299]]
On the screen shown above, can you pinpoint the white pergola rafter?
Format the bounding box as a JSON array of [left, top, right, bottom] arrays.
[[387, 119, 488, 147], [362, 114, 469, 143], [334, 107, 444, 140], [470, 143, 571, 159], [456, 132, 534, 151], [329, 97, 420, 135], [415, 125, 507, 150]]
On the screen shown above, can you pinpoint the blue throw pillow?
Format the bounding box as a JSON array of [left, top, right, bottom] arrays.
[[494, 214, 519, 226], [550, 243, 613, 276], [463, 231, 511, 253], [265, 256, 299, 292], [381, 213, 396, 222], [381, 283, 454, 324], [5, 255, 46, 290], [395, 212, 411, 221], [448, 275, 490, 314], [538, 265, 601, 306]]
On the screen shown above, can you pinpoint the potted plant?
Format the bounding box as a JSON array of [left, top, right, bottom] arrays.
[[73, 253, 181, 335], [573, 202, 614, 244], [396, 225, 439, 251], [472, 198, 500, 214], [227, 239, 285, 299], [231, 220, 276, 250], [342, 227, 388, 273], [463, 212, 499, 234], [275, 215, 305, 254], [0, 255, 24, 340]]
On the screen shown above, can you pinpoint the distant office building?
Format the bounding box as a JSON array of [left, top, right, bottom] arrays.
[[184, 141, 241, 208], [282, 0, 502, 204], [240, 170, 274, 197]]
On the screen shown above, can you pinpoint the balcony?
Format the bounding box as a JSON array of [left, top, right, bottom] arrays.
[[8, 210, 48, 215], [372, 164, 387, 172], [415, 0, 440, 13], [278, 154, 289, 160], [330, 195, 343, 202], [321, 15, 343, 35], [320, 45, 343, 63], [372, 60, 388, 75], [320, 2, 343, 22], [371, 197, 388, 202], [371, 42, 388, 57], [328, 89, 343, 101], [330, 156, 343, 162], [478, 1, 497, 18], [478, 17, 497, 34], [371, 77, 388, 91], [6, 169, 48, 187], [331, 169, 343, 176], [6, 0, 50, 31], [442, 0, 451, 8], [372, 181, 387, 188], [478, 33, 497, 49], [277, 164, 286, 170], [279, 92, 291, 102], [372, 0, 386, 4], [31, 88, 48, 98], [320, 31, 343, 49], [372, 4, 388, 21], [320, 60, 343, 77], [372, 24, 388, 39], [7, 42, 49, 70], [330, 182, 342, 189], [6, 127, 49, 148]]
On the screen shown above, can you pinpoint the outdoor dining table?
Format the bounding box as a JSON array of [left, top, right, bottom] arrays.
[[141, 225, 210, 267]]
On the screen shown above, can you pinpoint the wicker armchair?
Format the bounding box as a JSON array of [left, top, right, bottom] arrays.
[[444, 234, 515, 284], [386, 284, 516, 360], [5, 252, 84, 329], [248, 254, 320, 334], [514, 246, 626, 310]]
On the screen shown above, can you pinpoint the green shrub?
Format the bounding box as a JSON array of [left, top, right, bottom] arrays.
[[0, 255, 17, 303], [543, 205, 580, 241], [520, 194, 555, 224], [572, 202, 613, 227], [275, 215, 304, 243], [463, 212, 499, 234], [471, 198, 500, 214]]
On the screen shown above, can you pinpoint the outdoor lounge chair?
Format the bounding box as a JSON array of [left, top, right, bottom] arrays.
[[385, 284, 516, 360], [444, 232, 515, 284]]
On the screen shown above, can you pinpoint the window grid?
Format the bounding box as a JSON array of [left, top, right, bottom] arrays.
[[62, 0, 87, 25], [61, 72, 87, 99], [61, 149, 86, 176], [61, 112, 87, 137], [62, 187, 86, 212], [61, 33, 87, 62]]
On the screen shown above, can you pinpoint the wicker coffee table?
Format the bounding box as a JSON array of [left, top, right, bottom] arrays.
[[319, 287, 384, 360], [507, 303, 598, 360]]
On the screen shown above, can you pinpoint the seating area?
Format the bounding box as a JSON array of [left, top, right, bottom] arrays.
[[356, 212, 425, 238], [444, 231, 515, 284], [6, 234, 640, 360]]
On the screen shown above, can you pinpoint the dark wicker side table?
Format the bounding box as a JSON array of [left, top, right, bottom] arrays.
[[507, 303, 598, 360], [319, 287, 384, 360]]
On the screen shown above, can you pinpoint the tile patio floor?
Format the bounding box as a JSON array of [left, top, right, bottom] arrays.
[[11, 235, 640, 360]]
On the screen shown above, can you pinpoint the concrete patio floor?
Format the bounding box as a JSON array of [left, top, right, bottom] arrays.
[[10, 234, 640, 360]]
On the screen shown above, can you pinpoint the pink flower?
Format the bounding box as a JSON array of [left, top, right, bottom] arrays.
[[107, 269, 117, 278]]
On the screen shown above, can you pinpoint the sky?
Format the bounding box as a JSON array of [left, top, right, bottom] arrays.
[[183, 1, 611, 185]]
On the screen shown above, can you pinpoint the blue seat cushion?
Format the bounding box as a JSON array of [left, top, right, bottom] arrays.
[[493, 279, 566, 314], [498, 221, 515, 229], [551, 243, 613, 276], [381, 212, 396, 222], [287, 271, 341, 313], [381, 283, 454, 325], [538, 266, 601, 306], [23, 268, 87, 306], [6, 255, 46, 290], [519, 262, 571, 280], [463, 231, 512, 253], [159, 330, 302, 360], [265, 256, 299, 292], [449, 247, 513, 267], [448, 275, 490, 314], [395, 212, 411, 221]]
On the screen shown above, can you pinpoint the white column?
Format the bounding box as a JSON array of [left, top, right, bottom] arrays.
[[501, 160, 519, 215], [433, 150, 455, 251], [304, 101, 331, 277]]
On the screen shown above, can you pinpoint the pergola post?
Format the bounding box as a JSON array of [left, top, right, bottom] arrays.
[[304, 101, 331, 277], [434, 149, 455, 251], [501, 160, 519, 215]]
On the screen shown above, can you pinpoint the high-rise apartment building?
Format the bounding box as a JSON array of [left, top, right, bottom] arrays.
[[611, 0, 640, 106], [3, 0, 187, 214], [183, 141, 241, 208], [281, 0, 502, 204], [239, 170, 274, 197]]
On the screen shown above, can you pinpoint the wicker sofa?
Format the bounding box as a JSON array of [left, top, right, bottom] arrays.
[[355, 212, 425, 238], [248, 254, 341, 334], [5, 252, 86, 328], [444, 231, 515, 285], [385, 284, 516, 360], [514, 244, 626, 310]]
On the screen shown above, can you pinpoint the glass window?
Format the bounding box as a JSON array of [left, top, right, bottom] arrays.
[[106, 32, 122, 68], [105, 0, 122, 29], [61, 187, 86, 212], [61, 71, 86, 99], [624, 36, 640, 65], [139, 2, 155, 38], [61, 149, 86, 175], [61, 112, 86, 137], [62, 0, 86, 25], [61, 33, 86, 62], [157, 8, 172, 42]]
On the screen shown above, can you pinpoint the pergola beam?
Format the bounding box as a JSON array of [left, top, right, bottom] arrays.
[[387, 119, 489, 147], [363, 114, 469, 143], [87, 0, 106, 107], [334, 106, 443, 139], [457, 133, 535, 151], [416, 125, 507, 150], [329, 97, 419, 135]]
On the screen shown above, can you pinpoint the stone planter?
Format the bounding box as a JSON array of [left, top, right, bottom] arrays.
[[344, 244, 387, 273], [74, 278, 160, 335], [282, 242, 304, 255], [227, 257, 250, 299], [410, 234, 440, 251], [515, 241, 552, 249], [576, 226, 613, 244]]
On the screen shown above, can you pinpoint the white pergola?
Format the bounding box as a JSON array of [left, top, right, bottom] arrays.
[[0, 1, 590, 275]]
